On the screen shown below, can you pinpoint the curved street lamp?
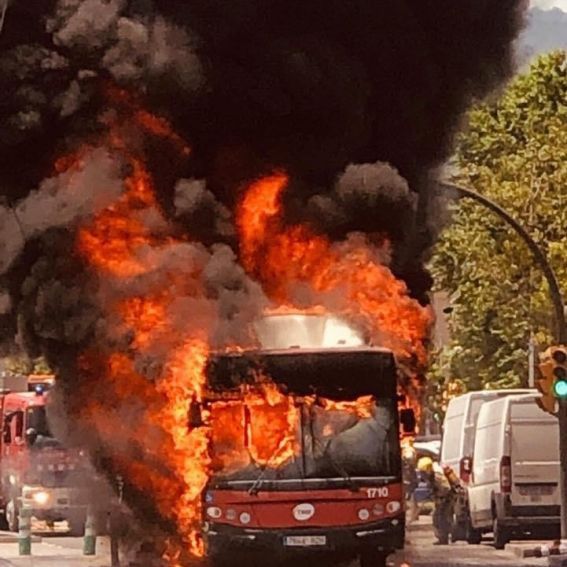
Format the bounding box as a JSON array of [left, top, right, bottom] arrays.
[[437, 180, 567, 539], [437, 181, 566, 344]]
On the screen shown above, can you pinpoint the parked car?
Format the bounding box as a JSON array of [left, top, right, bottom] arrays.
[[467, 393, 560, 548], [439, 389, 532, 542]]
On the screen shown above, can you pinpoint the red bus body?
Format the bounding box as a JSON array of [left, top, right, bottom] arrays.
[[203, 336, 406, 566]]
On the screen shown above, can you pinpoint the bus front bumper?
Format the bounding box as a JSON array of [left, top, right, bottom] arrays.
[[205, 516, 404, 557]]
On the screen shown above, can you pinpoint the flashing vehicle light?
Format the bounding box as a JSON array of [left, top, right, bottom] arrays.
[[32, 490, 50, 506], [34, 384, 44, 396]]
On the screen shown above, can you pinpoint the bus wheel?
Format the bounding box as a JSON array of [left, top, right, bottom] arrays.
[[6, 499, 19, 533], [360, 550, 388, 567]]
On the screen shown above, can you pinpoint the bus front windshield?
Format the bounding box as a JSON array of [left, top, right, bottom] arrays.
[[207, 351, 401, 483]]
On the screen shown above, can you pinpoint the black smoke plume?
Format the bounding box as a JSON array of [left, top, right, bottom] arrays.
[[0, 0, 527, 554]]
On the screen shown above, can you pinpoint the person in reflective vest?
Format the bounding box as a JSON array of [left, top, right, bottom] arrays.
[[417, 457, 461, 544]]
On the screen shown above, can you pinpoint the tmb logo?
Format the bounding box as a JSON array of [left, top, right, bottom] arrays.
[[293, 503, 315, 521]]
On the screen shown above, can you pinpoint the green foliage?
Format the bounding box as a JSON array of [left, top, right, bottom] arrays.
[[430, 51, 567, 391], [2, 354, 52, 375]]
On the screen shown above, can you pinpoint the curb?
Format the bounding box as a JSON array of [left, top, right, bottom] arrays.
[[0, 535, 42, 544], [507, 543, 567, 559], [507, 543, 538, 558]]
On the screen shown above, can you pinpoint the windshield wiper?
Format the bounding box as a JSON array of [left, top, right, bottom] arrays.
[[248, 442, 291, 495], [311, 435, 356, 490]]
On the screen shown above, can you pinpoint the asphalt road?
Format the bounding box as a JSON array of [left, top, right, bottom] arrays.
[[389, 517, 550, 567], [0, 518, 558, 567]]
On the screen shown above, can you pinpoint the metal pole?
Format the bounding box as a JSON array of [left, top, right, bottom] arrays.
[[437, 181, 567, 538], [83, 506, 96, 555], [18, 508, 31, 556]]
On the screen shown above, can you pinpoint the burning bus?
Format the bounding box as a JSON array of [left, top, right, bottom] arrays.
[[200, 313, 415, 567]]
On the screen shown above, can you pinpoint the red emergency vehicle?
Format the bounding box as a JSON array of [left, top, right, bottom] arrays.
[[201, 315, 415, 567], [0, 376, 87, 533]]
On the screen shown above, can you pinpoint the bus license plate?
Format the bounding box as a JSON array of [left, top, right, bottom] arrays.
[[284, 535, 327, 547]]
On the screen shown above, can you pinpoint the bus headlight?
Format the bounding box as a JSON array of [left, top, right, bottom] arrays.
[[206, 506, 222, 519], [357, 508, 370, 521], [32, 490, 50, 506]]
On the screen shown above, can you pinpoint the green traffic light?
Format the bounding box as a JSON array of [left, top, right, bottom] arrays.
[[554, 379, 567, 398]]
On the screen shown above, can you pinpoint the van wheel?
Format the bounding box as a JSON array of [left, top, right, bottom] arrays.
[[359, 550, 388, 567], [463, 511, 482, 544], [493, 518, 509, 550], [466, 522, 482, 545]]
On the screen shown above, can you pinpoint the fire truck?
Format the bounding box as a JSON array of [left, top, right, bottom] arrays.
[[0, 374, 88, 533], [201, 314, 415, 567]]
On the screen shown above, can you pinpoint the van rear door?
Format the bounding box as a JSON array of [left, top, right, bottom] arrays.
[[509, 400, 559, 508]]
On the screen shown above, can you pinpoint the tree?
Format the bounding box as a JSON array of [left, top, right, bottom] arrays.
[[430, 51, 567, 392], [1, 354, 52, 375]]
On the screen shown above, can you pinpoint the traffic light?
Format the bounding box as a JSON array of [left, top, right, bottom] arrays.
[[551, 347, 567, 398], [536, 346, 567, 414]]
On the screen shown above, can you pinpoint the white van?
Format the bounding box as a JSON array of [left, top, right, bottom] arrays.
[[440, 390, 531, 484], [467, 393, 560, 548], [440, 389, 532, 542]]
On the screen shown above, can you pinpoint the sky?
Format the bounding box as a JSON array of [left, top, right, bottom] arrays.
[[531, 0, 567, 10]]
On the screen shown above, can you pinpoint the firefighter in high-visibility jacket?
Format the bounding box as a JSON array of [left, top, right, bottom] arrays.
[[417, 457, 461, 544]]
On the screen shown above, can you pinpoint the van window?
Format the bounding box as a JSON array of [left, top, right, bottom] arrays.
[[442, 414, 464, 461]]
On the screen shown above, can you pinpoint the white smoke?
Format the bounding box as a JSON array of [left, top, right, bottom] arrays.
[[48, 0, 202, 93], [0, 148, 123, 274]]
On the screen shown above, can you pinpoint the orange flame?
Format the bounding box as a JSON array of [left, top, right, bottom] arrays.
[[209, 382, 299, 473], [72, 99, 209, 557], [237, 173, 431, 365], [62, 85, 429, 562]]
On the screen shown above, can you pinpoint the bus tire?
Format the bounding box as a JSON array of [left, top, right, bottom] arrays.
[[360, 550, 388, 567]]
